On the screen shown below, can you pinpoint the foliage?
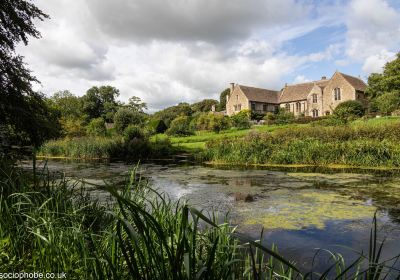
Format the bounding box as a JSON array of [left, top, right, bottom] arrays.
[[196, 113, 231, 132], [148, 119, 168, 134], [86, 117, 106, 137], [59, 118, 86, 138], [152, 103, 193, 127], [333, 100, 365, 121], [114, 107, 146, 134], [191, 99, 219, 113], [375, 91, 400, 115], [1, 162, 399, 279], [366, 53, 400, 100], [0, 1, 62, 148], [263, 108, 295, 125], [123, 125, 146, 141], [47, 90, 83, 120], [231, 110, 251, 129], [218, 88, 230, 111], [166, 116, 193, 136], [311, 116, 346, 127], [81, 86, 121, 122], [250, 111, 265, 121], [126, 96, 147, 112]]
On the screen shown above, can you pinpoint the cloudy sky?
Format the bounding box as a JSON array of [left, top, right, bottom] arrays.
[[19, 0, 400, 112]]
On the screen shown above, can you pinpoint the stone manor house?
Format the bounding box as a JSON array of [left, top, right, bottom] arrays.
[[225, 71, 367, 117]]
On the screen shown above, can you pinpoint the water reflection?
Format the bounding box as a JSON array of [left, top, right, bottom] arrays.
[[22, 159, 400, 270]]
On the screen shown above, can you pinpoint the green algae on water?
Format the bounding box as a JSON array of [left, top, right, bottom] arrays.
[[241, 189, 376, 230]]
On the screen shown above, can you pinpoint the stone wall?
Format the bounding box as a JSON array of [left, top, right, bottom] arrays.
[[226, 85, 250, 116], [322, 73, 356, 114]]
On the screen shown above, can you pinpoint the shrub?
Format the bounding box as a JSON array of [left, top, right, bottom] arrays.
[[293, 116, 317, 124], [263, 112, 276, 125], [114, 108, 146, 133], [60, 118, 86, 138], [311, 116, 346, 127], [334, 100, 365, 121], [166, 116, 193, 136], [376, 91, 400, 115], [124, 125, 146, 141], [210, 114, 231, 133], [148, 119, 168, 134], [274, 108, 295, 125], [196, 113, 231, 132], [231, 110, 251, 129], [86, 117, 106, 136], [195, 113, 212, 131], [250, 111, 265, 121]]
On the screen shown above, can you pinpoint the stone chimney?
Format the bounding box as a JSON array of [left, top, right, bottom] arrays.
[[230, 83, 235, 94], [321, 76, 327, 80]]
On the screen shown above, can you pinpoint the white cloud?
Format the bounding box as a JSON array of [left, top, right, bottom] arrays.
[[16, 0, 400, 111], [293, 75, 310, 84], [362, 50, 397, 73], [345, 0, 400, 73]]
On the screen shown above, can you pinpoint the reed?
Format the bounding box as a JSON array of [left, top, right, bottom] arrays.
[[204, 123, 400, 167], [38, 136, 174, 160], [1, 161, 399, 279]]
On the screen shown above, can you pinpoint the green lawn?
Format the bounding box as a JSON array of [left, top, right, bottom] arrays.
[[151, 123, 308, 152]]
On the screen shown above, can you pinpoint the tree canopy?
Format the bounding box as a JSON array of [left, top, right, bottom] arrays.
[[0, 0, 60, 148], [126, 96, 147, 113], [366, 53, 400, 100], [190, 99, 219, 113], [81, 86, 121, 122], [218, 88, 230, 111]]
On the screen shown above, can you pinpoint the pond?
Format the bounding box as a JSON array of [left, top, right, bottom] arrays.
[[24, 159, 400, 271]]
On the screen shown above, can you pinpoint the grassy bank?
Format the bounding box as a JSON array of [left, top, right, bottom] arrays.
[[1, 161, 399, 279], [204, 121, 400, 168], [152, 123, 306, 152], [39, 136, 175, 160]]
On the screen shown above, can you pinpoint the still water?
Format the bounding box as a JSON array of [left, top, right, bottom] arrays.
[[27, 159, 400, 270]]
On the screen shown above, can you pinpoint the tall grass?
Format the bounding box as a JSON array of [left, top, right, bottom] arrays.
[[38, 136, 174, 160], [1, 161, 399, 279], [204, 123, 400, 167]]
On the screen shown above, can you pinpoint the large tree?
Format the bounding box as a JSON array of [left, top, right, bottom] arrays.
[[126, 96, 147, 113], [48, 90, 83, 120], [191, 99, 219, 113], [218, 88, 230, 111], [81, 86, 121, 122], [152, 103, 193, 127], [366, 53, 400, 100], [0, 0, 60, 148]]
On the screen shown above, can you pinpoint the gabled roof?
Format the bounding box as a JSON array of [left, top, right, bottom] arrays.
[[239, 85, 280, 104], [279, 82, 314, 103], [338, 72, 367, 91]]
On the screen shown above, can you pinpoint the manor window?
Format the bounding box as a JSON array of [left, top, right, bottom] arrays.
[[312, 109, 319, 118], [263, 104, 267, 111], [251, 102, 256, 111], [237, 104, 241, 111], [285, 103, 290, 111], [296, 102, 301, 112], [334, 88, 341, 101], [312, 94, 318, 103]]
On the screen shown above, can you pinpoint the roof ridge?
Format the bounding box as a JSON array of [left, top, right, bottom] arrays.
[[239, 84, 279, 92]]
